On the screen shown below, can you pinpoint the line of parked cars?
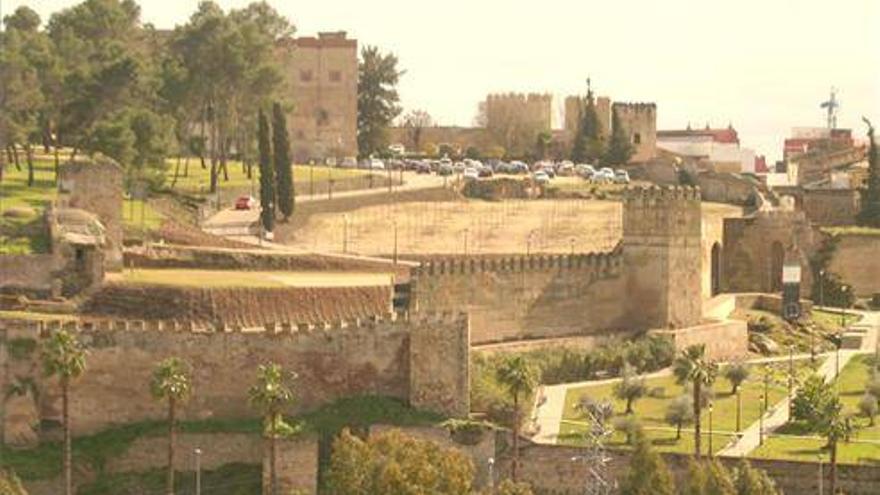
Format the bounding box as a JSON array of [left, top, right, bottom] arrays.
[[334, 156, 630, 185]]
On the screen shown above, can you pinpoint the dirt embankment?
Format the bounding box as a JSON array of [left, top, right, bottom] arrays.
[[275, 186, 460, 243], [81, 283, 392, 326]]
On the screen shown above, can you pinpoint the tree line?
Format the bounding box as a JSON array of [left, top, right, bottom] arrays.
[[0, 0, 403, 193]]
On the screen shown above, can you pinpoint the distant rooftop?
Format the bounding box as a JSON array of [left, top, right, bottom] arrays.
[[658, 124, 740, 145]]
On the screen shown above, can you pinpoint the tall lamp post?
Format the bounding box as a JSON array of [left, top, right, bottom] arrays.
[[487, 457, 495, 493], [708, 402, 714, 457], [735, 388, 742, 434], [194, 447, 202, 495], [759, 394, 765, 446], [819, 269, 825, 307], [788, 345, 795, 419]]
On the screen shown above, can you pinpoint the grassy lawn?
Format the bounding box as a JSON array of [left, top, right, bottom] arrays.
[[0, 158, 57, 254], [559, 359, 817, 455], [163, 158, 371, 195], [116, 268, 392, 288], [121, 197, 164, 232], [822, 226, 880, 237], [812, 309, 862, 331], [751, 354, 880, 464]]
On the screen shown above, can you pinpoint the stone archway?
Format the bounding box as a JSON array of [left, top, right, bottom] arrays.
[[711, 242, 722, 296]]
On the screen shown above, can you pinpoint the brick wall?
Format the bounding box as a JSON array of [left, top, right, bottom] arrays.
[[650, 319, 748, 360]]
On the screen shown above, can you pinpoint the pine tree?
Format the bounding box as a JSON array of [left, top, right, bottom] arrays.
[[858, 118, 880, 226], [257, 109, 275, 235], [619, 431, 675, 495], [603, 106, 634, 166], [733, 459, 781, 495], [272, 102, 294, 222]]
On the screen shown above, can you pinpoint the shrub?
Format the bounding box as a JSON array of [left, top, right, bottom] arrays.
[[859, 393, 878, 426]]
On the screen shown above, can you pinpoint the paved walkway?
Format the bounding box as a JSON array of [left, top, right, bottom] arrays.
[[203, 172, 447, 235], [531, 309, 880, 449]]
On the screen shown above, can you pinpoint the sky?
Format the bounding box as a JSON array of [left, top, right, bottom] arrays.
[[7, 0, 880, 162]]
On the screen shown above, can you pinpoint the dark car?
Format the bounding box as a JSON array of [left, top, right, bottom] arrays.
[[416, 162, 432, 174], [478, 167, 494, 178]]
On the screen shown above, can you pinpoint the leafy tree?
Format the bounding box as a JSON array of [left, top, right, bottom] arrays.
[[858, 393, 878, 426], [791, 374, 852, 494], [732, 459, 781, 495], [681, 458, 709, 495], [0, 469, 28, 495], [151, 357, 191, 495], [249, 363, 295, 495], [724, 361, 750, 394], [493, 479, 534, 495], [357, 45, 402, 158], [257, 109, 275, 234], [618, 430, 675, 495], [401, 109, 433, 151], [42, 330, 87, 495], [578, 396, 614, 429], [603, 106, 633, 165], [570, 92, 603, 163], [534, 131, 552, 161], [325, 428, 474, 495], [858, 118, 880, 226], [614, 363, 647, 414], [665, 394, 694, 440], [706, 459, 737, 495], [613, 415, 642, 446], [495, 355, 537, 482], [465, 146, 481, 160], [272, 102, 294, 221], [673, 344, 718, 458]]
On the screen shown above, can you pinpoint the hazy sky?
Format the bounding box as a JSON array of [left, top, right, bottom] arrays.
[[8, 0, 880, 162]]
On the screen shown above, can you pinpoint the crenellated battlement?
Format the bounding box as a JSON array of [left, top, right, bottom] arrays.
[[411, 249, 622, 278], [612, 102, 657, 112], [13, 310, 468, 340], [623, 185, 702, 204]]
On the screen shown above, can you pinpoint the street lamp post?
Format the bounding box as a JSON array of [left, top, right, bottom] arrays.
[[487, 457, 495, 493], [788, 345, 795, 419], [759, 394, 765, 446], [708, 402, 714, 457], [736, 388, 742, 433], [763, 364, 770, 412], [194, 447, 202, 495], [840, 285, 848, 327], [342, 214, 349, 254], [819, 269, 825, 307]]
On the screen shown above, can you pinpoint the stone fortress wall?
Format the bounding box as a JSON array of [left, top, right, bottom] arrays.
[[410, 186, 712, 345], [0, 312, 469, 443], [612, 102, 658, 163]]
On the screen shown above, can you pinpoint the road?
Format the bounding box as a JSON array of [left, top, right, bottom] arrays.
[[202, 171, 448, 236]]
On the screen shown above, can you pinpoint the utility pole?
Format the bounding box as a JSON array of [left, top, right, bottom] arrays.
[[194, 448, 202, 495]]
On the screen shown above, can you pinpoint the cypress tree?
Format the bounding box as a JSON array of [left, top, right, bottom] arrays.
[[272, 102, 294, 221], [858, 119, 880, 226], [603, 106, 634, 166], [257, 109, 275, 235], [570, 91, 603, 163]]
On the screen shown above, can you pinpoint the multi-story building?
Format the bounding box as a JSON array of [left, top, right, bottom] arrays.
[[277, 32, 358, 162], [657, 124, 757, 173]]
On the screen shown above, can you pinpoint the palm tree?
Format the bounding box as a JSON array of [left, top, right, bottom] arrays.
[[673, 345, 718, 458], [249, 363, 295, 495], [151, 358, 191, 495], [496, 355, 538, 482], [42, 330, 87, 495]]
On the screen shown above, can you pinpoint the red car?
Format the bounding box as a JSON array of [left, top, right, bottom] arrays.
[[234, 195, 256, 210]]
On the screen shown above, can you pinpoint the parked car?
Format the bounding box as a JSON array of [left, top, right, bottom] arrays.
[[478, 166, 494, 178], [577, 164, 597, 179], [463, 167, 480, 180], [369, 158, 386, 170], [532, 171, 551, 184], [593, 167, 615, 183], [388, 143, 406, 155], [614, 169, 631, 184], [453, 161, 467, 173], [340, 157, 358, 168], [438, 164, 454, 176], [510, 161, 529, 174], [234, 195, 256, 210], [416, 162, 432, 174]]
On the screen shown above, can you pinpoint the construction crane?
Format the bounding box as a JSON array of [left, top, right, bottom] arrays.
[[820, 87, 839, 129]]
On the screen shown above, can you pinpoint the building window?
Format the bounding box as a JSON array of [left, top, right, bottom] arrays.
[[329, 70, 342, 82], [633, 133, 641, 145], [316, 109, 330, 126], [300, 70, 313, 82]]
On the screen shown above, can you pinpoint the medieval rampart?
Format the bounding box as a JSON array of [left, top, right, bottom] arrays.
[[410, 251, 627, 344], [0, 311, 469, 441]]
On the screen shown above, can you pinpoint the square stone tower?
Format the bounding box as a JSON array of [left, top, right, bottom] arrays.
[[623, 186, 702, 329], [612, 102, 657, 162]]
